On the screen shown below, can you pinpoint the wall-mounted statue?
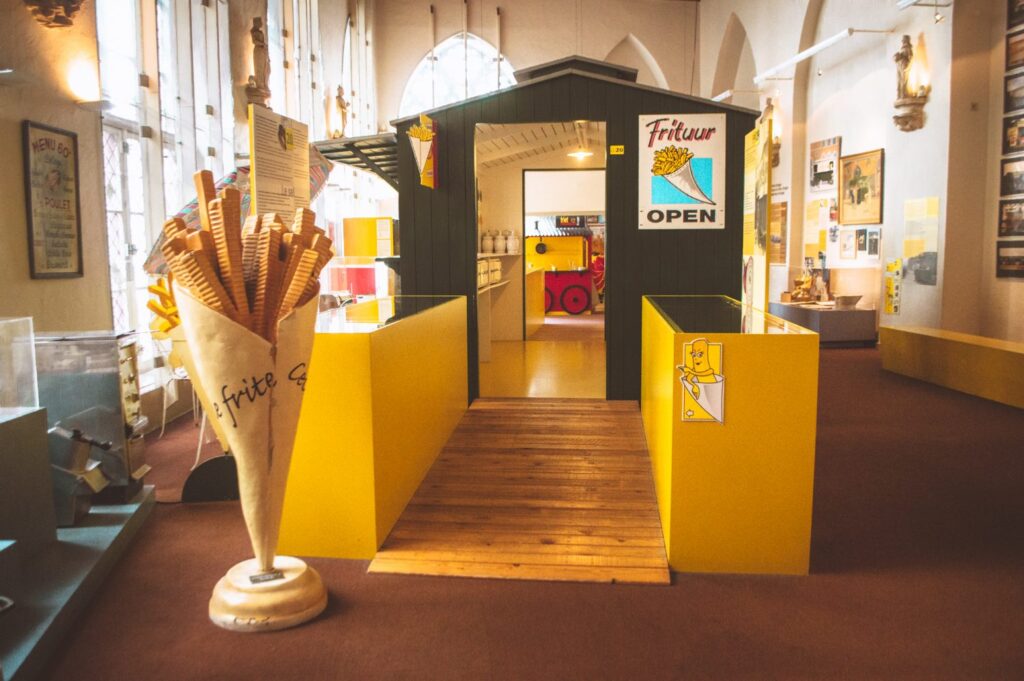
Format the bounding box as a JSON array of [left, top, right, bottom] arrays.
[[245, 17, 272, 108], [892, 34, 930, 133], [24, 0, 85, 27], [332, 86, 350, 138]]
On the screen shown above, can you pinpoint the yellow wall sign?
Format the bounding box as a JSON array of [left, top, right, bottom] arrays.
[[609, 144, 625, 155], [407, 113, 437, 189]]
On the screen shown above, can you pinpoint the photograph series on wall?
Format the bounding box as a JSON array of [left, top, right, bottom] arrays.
[[998, 1, 1024, 277]]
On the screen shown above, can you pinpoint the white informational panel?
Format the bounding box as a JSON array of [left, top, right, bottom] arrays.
[[248, 104, 310, 216], [523, 170, 605, 215], [638, 113, 726, 229]]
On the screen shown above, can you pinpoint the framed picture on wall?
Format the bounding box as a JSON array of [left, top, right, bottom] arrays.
[[1005, 74, 1024, 113], [1003, 114, 1024, 155], [1010, 0, 1024, 31], [840, 229, 857, 259], [999, 198, 1024, 236], [22, 121, 83, 279], [838, 149, 884, 225], [1009, 32, 1024, 71], [1001, 158, 1024, 196], [996, 240, 1024, 277]]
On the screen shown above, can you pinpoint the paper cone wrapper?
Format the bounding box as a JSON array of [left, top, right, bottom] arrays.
[[168, 326, 231, 453], [411, 137, 432, 175], [682, 375, 725, 423], [176, 288, 318, 572], [665, 162, 713, 205]]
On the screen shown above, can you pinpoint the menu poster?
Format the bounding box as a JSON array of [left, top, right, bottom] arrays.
[[23, 121, 83, 278], [248, 105, 310, 216]]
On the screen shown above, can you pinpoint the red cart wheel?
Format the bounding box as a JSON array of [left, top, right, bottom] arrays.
[[560, 284, 591, 315], [544, 287, 555, 313]]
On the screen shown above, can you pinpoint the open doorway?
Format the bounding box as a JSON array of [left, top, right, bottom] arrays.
[[474, 122, 607, 398]]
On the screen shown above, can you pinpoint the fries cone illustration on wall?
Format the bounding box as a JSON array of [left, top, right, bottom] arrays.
[[652, 145, 714, 205], [679, 337, 725, 424], [159, 170, 334, 632]]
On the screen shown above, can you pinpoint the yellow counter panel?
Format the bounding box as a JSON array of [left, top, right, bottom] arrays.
[[525, 267, 545, 338], [279, 296, 468, 559], [641, 296, 819, 575]]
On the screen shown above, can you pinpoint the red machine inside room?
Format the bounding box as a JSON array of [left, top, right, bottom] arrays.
[[545, 269, 593, 315]]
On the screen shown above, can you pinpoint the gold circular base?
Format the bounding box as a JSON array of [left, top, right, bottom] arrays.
[[209, 556, 327, 632]]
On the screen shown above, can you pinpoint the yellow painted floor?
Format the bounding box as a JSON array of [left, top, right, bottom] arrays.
[[480, 316, 605, 398]]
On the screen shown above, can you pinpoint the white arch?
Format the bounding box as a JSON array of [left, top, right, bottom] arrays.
[[605, 33, 669, 90], [398, 32, 515, 118], [711, 13, 757, 101]]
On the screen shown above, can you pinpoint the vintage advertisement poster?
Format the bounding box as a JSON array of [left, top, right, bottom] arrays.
[[23, 121, 82, 278], [741, 116, 771, 310], [638, 113, 726, 229], [839, 149, 884, 225], [809, 137, 841, 195], [884, 258, 903, 314], [248, 104, 310, 216]]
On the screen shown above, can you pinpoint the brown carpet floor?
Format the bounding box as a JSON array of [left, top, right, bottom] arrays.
[[145, 414, 223, 503], [40, 349, 1024, 680]]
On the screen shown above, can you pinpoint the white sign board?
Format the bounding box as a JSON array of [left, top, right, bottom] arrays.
[[638, 114, 726, 229], [524, 169, 605, 215]]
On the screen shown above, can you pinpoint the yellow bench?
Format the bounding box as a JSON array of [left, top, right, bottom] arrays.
[[880, 326, 1024, 409]]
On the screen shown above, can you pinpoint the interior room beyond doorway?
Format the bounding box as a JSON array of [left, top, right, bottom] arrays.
[[474, 122, 607, 398]]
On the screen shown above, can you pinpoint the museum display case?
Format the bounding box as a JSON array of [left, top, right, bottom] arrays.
[[641, 296, 819, 575], [35, 332, 150, 523], [0, 317, 38, 417], [279, 295, 468, 559]]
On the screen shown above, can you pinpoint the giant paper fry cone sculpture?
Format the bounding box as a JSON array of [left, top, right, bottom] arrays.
[[160, 170, 333, 632]]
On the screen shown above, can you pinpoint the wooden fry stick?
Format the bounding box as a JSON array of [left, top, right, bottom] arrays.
[[209, 191, 249, 327], [162, 217, 187, 242], [253, 228, 283, 338], [278, 248, 319, 320], [169, 251, 239, 322], [194, 170, 217, 232]]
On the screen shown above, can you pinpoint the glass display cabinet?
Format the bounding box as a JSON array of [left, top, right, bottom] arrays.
[[35, 332, 151, 524], [0, 317, 39, 418]]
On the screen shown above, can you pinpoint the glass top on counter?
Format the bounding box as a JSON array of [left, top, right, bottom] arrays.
[[316, 295, 460, 334], [646, 296, 813, 335]]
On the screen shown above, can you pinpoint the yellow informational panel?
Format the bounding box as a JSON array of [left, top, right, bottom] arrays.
[[742, 117, 771, 310], [641, 296, 818, 575], [248, 104, 310, 215], [278, 297, 468, 559]]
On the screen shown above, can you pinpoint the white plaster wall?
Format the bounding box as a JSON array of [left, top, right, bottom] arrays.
[[806, 2, 952, 330], [0, 2, 113, 331], [371, 0, 699, 128]]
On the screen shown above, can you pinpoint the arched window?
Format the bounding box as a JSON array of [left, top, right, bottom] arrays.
[[398, 33, 515, 117]]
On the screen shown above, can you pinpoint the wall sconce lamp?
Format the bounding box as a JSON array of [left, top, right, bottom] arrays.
[[893, 34, 931, 132], [67, 57, 111, 111], [763, 98, 782, 168]]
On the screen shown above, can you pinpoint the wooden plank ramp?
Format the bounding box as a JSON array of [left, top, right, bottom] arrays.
[[368, 398, 670, 585]]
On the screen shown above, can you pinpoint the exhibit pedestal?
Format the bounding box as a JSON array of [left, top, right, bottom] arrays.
[[209, 556, 327, 632], [768, 302, 877, 346]]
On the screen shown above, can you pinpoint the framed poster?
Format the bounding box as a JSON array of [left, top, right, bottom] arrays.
[[867, 228, 881, 257], [1008, 32, 1024, 71], [248, 104, 309, 216], [838, 149, 884, 225], [1001, 157, 1024, 195], [999, 198, 1024, 236], [1005, 73, 1024, 113], [996, 240, 1024, 277], [809, 137, 841, 194], [22, 121, 83, 279], [1003, 114, 1024, 155], [638, 114, 726, 229], [1010, 0, 1024, 31]]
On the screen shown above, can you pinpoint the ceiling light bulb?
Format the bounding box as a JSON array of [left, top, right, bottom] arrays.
[[568, 148, 593, 159]]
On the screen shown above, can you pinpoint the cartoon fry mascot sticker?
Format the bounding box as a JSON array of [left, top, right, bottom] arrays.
[[678, 337, 725, 424]]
